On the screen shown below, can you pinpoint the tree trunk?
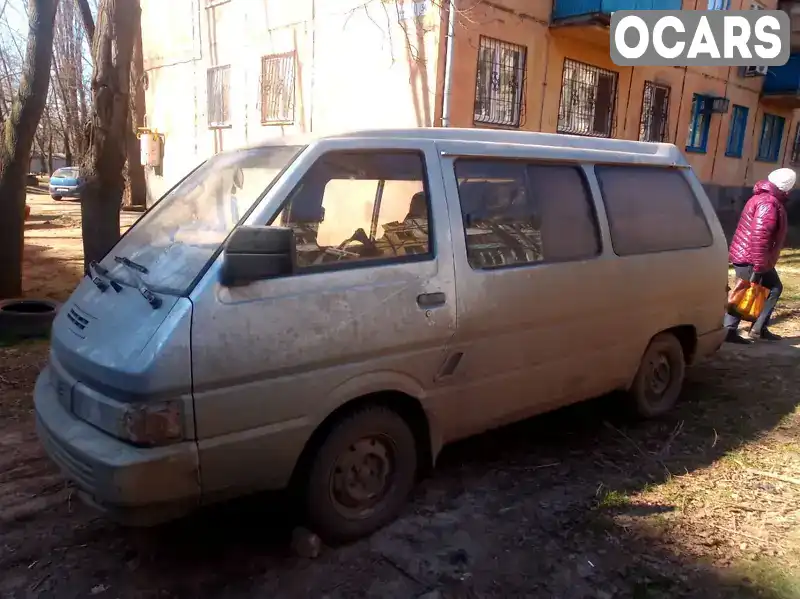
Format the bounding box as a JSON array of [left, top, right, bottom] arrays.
[[126, 8, 146, 209], [47, 131, 53, 174], [80, 0, 138, 272], [64, 132, 72, 166], [0, 0, 60, 299], [36, 134, 47, 173]]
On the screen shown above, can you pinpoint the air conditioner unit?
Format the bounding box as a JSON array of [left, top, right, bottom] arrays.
[[743, 65, 769, 77]]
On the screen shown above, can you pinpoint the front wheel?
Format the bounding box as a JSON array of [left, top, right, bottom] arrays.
[[627, 332, 686, 419], [303, 407, 418, 544], [51, 195, 62, 201]]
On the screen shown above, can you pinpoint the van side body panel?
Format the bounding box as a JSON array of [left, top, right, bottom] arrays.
[[426, 141, 728, 444], [189, 139, 457, 498]]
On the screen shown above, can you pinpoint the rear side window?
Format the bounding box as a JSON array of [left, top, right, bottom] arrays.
[[454, 159, 601, 269], [595, 166, 712, 256]]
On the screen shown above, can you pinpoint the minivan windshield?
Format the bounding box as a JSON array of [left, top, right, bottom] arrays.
[[100, 144, 304, 296]]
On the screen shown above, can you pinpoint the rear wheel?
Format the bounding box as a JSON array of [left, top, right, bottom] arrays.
[[627, 332, 686, 418], [303, 407, 418, 544], [51, 195, 62, 201]]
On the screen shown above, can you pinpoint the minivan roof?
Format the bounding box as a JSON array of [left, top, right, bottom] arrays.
[[238, 127, 688, 166]]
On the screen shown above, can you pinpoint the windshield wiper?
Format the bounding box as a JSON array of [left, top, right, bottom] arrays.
[[139, 286, 162, 309], [114, 255, 149, 274], [112, 256, 162, 309], [88, 261, 122, 292]]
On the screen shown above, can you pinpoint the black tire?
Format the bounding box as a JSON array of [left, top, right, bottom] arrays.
[[0, 299, 60, 340], [627, 332, 686, 419], [51, 195, 62, 201], [303, 407, 418, 545]]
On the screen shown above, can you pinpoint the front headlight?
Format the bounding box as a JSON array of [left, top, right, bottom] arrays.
[[121, 401, 184, 446], [72, 382, 185, 447]]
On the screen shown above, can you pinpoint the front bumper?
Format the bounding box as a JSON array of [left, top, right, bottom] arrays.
[[34, 366, 201, 526], [48, 186, 81, 197]]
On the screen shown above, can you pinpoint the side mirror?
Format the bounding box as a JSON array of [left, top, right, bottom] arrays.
[[219, 226, 295, 287]]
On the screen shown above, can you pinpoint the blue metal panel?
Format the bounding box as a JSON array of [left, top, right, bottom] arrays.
[[762, 54, 800, 95], [552, 0, 682, 21]]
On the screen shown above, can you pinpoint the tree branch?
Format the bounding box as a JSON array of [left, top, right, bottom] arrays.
[[74, 0, 94, 42]]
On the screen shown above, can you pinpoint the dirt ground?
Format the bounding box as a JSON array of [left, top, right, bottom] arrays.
[[21, 188, 140, 303], [1, 194, 799, 599]]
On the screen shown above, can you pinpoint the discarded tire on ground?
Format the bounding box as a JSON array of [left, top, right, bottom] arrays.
[[0, 299, 60, 340]]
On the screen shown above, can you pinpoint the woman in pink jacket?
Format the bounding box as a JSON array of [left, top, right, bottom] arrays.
[[725, 168, 795, 344]]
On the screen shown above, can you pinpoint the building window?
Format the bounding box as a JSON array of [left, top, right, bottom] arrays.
[[757, 113, 785, 162], [708, 0, 730, 8], [278, 151, 432, 269], [790, 124, 800, 165], [453, 159, 600, 270], [686, 94, 712, 153], [596, 166, 713, 256], [725, 105, 749, 158], [639, 81, 670, 143], [557, 58, 618, 138], [207, 65, 231, 128], [261, 52, 296, 125], [473, 36, 527, 128]]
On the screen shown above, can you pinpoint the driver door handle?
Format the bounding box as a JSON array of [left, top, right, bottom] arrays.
[[417, 292, 446, 308]]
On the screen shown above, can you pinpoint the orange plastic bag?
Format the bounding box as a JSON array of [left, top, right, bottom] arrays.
[[727, 279, 768, 322]]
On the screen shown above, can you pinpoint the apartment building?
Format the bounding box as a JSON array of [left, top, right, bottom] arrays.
[[140, 0, 800, 214]]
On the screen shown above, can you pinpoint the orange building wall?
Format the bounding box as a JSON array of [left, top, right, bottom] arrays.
[[442, 0, 798, 203]]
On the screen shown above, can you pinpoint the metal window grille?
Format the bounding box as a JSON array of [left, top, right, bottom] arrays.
[[557, 58, 618, 138], [207, 65, 231, 128], [473, 36, 527, 128], [261, 53, 296, 125], [791, 124, 800, 165], [639, 81, 670, 143]]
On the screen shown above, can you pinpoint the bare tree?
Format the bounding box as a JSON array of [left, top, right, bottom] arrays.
[[0, 0, 59, 299], [79, 0, 138, 271], [52, 0, 88, 163]]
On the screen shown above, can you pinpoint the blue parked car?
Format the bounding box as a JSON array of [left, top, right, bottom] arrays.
[[48, 167, 84, 201]]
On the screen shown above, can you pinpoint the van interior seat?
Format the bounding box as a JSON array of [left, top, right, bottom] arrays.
[[405, 191, 428, 221]]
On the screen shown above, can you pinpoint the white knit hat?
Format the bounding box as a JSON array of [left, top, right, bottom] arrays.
[[768, 168, 797, 193]]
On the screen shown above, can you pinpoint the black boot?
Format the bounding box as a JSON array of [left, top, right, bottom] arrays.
[[726, 328, 751, 345], [749, 327, 782, 341]]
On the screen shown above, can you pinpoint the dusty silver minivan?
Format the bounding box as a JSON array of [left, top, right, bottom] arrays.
[[34, 128, 728, 543]]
